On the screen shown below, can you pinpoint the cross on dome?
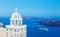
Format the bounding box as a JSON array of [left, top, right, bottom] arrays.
[[15, 8, 18, 13]]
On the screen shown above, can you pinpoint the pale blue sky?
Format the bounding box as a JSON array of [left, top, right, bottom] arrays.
[[0, 0, 60, 17]]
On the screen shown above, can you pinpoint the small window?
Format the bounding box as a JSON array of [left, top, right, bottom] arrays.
[[16, 20, 17, 25], [14, 29, 16, 32], [20, 34, 22, 37], [10, 29, 12, 31]]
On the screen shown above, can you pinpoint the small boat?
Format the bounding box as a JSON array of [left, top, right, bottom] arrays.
[[38, 28, 48, 31], [39, 20, 60, 27], [35, 26, 48, 31]]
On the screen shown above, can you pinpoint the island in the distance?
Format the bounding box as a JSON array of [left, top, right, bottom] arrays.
[[39, 20, 60, 27]]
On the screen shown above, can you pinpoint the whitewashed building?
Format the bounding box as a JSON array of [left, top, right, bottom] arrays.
[[0, 8, 27, 37]]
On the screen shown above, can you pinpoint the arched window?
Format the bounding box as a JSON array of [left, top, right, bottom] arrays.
[[10, 29, 12, 31], [14, 29, 16, 32], [20, 34, 23, 37], [16, 20, 17, 25]]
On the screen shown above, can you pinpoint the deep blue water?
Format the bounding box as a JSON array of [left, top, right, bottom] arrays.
[[0, 17, 60, 37]]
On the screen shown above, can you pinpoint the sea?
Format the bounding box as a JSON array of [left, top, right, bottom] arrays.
[[0, 17, 60, 37]]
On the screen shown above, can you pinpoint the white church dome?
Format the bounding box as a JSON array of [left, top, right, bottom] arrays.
[[11, 8, 22, 18], [12, 12, 21, 18]]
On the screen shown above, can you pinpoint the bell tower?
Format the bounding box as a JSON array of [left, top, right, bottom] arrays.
[[5, 8, 27, 37], [10, 8, 23, 26]]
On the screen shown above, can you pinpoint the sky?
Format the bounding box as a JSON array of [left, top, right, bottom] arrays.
[[0, 0, 60, 17]]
